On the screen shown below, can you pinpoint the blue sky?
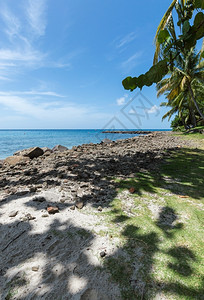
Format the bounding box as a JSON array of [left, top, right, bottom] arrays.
[[0, 0, 174, 129]]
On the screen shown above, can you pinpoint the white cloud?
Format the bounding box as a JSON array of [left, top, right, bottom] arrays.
[[26, 0, 47, 37], [145, 105, 160, 114], [116, 95, 128, 106]]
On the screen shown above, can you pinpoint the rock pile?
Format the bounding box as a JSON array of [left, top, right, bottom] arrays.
[[0, 133, 192, 206]]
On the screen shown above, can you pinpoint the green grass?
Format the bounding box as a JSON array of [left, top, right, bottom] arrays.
[[100, 134, 204, 299]]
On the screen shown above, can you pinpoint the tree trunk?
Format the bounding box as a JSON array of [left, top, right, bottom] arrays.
[[189, 104, 197, 128], [188, 84, 204, 121]]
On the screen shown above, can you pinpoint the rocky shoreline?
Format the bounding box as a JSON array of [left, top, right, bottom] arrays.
[[0, 132, 192, 203]]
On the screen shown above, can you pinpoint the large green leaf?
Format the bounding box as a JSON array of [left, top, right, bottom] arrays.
[[157, 29, 170, 44], [194, 12, 204, 40], [194, 0, 204, 9], [122, 77, 137, 91], [122, 60, 168, 91], [182, 20, 190, 36]]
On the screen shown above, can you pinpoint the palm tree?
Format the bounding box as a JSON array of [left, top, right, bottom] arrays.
[[156, 48, 204, 127]]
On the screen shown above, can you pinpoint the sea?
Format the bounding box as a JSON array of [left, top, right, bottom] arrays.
[[0, 129, 171, 159]]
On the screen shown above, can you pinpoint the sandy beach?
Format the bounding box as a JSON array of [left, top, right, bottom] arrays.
[[0, 132, 195, 299]]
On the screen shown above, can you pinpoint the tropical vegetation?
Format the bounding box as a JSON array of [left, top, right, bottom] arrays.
[[122, 0, 204, 130], [156, 47, 204, 128]]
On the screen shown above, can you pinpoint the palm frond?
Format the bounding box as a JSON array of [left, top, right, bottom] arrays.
[[153, 0, 177, 64]]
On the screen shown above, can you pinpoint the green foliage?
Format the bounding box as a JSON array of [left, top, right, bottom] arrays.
[[122, 1, 204, 92], [194, 12, 204, 40], [158, 29, 171, 44], [122, 59, 168, 91], [195, 0, 204, 9]]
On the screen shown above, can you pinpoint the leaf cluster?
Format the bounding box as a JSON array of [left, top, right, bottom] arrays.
[[122, 1, 204, 91], [122, 59, 168, 91]]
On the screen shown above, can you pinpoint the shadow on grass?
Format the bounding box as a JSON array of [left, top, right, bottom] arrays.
[[118, 148, 204, 199], [102, 206, 204, 299]]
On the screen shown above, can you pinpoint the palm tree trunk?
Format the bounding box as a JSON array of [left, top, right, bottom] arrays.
[[188, 84, 204, 121], [189, 104, 197, 127]]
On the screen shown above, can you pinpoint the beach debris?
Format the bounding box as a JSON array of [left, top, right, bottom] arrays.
[[47, 206, 59, 214], [178, 195, 189, 198], [70, 205, 75, 210], [129, 187, 136, 194], [9, 211, 18, 217], [97, 206, 102, 212], [75, 201, 84, 209]]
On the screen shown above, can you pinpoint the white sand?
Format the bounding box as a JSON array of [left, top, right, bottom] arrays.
[[0, 189, 122, 300]]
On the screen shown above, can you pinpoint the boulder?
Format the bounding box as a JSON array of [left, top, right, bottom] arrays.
[[52, 145, 68, 152], [14, 147, 44, 159], [4, 155, 30, 166]]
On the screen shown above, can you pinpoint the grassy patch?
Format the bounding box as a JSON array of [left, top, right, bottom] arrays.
[[100, 135, 204, 299]]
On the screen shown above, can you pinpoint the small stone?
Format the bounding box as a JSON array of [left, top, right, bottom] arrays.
[[41, 213, 49, 217], [9, 211, 18, 217], [70, 205, 75, 210], [75, 201, 84, 209], [25, 213, 36, 220], [30, 186, 37, 193], [47, 206, 59, 214], [100, 251, 106, 258], [32, 266, 39, 272], [33, 196, 46, 202], [97, 206, 102, 212], [129, 187, 136, 194], [60, 198, 66, 203]]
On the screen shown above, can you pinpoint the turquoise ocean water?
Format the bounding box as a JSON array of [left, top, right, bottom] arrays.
[[0, 129, 170, 159]]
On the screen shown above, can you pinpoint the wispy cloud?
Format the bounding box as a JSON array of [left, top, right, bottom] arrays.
[[0, 90, 65, 98], [121, 51, 143, 72], [0, 3, 47, 79], [26, 0, 47, 37], [0, 93, 112, 128], [116, 32, 138, 49]]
